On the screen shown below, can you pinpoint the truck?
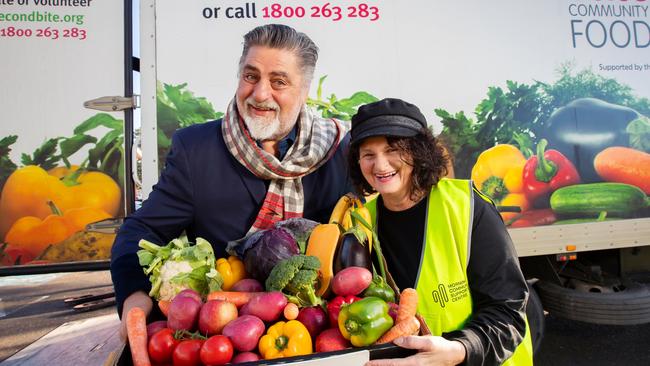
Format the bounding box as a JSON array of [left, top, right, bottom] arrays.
[[1, 0, 649, 362]]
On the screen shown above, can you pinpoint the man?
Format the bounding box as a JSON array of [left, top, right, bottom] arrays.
[[111, 24, 350, 336]]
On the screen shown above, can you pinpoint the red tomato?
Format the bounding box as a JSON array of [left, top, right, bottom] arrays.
[[148, 328, 178, 364], [172, 339, 203, 366], [200, 335, 233, 366]]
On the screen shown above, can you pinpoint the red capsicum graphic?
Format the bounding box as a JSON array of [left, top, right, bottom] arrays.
[[523, 139, 580, 204]]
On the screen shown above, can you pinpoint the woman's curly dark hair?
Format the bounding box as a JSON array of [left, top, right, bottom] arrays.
[[348, 127, 449, 201]]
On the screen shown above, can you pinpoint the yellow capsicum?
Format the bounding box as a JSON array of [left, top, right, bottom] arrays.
[[5, 201, 112, 257], [216, 255, 247, 290], [0, 165, 121, 240], [471, 144, 530, 221], [258, 320, 312, 359]]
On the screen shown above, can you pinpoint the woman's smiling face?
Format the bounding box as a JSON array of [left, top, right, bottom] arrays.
[[358, 136, 415, 210]]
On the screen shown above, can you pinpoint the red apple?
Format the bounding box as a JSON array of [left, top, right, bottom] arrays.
[[198, 300, 238, 335], [315, 328, 351, 352], [175, 289, 203, 304]]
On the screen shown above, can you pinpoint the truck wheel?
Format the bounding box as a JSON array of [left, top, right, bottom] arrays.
[[536, 279, 650, 325], [526, 284, 545, 355]]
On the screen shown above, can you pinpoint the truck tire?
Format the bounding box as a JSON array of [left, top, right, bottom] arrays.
[[536, 279, 650, 325], [526, 284, 545, 355]]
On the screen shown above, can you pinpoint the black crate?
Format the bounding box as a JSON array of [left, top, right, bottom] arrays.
[[116, 342, 416, 365]]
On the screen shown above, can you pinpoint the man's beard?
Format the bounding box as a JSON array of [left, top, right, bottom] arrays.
[[239, 97, 300, 141]]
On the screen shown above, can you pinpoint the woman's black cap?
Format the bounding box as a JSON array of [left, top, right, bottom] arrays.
[[350, 98, 428, 145]]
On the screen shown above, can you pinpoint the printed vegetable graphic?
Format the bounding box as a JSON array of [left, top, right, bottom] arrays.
[[552, 211, 614, 225], [4, 201, 111, 257], [471, 144, 530, 220], [258, 320, 312, 359], [522, 139, 580, 205], [156, 82, 222, 170], [550, 183, 649, 217], [216, 255, 247, 291], [0, 136, 18, 190], [508, 208, 557, 228], [306, 75, 378, 121], [338, 296, 394, 347], [626, 116, 650, 152], [594, 146, 650, 194], [436, 66, 650, 179], [542, 98, 641, 183], [0, 165, 120, 240]]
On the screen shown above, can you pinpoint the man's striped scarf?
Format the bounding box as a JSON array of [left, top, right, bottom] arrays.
[[222, 98, 346, 235]]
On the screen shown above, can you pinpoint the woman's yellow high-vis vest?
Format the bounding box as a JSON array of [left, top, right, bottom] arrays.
[[366, 178, 533, 365]]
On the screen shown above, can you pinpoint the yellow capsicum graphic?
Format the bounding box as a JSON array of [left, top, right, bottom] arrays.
[[216, 255, 247, 290], [471, 144, 530, 221], [5, 201, 112, 257], [258, 320, 312, 359], [0, 165, 121, 239]]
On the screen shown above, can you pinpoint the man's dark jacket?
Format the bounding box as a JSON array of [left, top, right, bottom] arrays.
[[111, 119, 350, 314]]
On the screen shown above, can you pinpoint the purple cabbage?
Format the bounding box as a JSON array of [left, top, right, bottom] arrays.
[[275, 218, 319, 254], [243, 227, 299, 282]]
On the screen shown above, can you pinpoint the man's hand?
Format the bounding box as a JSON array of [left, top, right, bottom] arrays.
[[119, 291, 153, 341], [365, 336, 466, 366]]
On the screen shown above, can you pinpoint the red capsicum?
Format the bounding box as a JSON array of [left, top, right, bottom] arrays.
[[523, 139, 580, 204], [327, 295, 361, 328]]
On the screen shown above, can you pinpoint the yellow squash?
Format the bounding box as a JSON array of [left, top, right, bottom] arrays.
[[306, 223, 340, 297]]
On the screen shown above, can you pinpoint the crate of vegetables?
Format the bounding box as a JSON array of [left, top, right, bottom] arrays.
[[117, 205, 427, 365]]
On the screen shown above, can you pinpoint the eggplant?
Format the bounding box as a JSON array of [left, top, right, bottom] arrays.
[[542, 98, 640, 183], [334, 230, 372, 274]]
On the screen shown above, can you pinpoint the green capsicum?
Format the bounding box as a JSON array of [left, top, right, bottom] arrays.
[[338, 296, 394, 347], [363, 274, 395, 303]]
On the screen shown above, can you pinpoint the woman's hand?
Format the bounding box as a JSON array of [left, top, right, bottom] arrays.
[[119, 291, 153, 341], [365, 335, 466, 366]]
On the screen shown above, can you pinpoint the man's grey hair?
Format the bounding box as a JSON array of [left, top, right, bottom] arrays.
[[239, 24, 319, 85]]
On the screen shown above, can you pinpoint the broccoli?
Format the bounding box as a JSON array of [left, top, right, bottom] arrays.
[[265, 254, 323, 307]]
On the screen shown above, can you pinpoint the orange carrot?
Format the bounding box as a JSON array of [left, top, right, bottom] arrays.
[[126, 307, 152, 366], [396, 288, 418, 323], [206, 291, 262, 307], [158, 300, 170, 317], [376, 316, 421, 344], [283, 302, 299, 320], [594, 147, 650, 194]]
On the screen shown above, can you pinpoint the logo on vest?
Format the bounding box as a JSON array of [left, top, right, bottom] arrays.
[[431, 280, 469, 309], [431, 284, 449, 308]]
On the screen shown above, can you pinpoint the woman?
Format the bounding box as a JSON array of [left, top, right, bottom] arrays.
[[348, 98, 533, 366]]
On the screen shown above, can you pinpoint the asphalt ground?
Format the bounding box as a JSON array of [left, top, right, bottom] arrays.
[[0, 270, 116, 363], [535, 313, 650, 366], [1, 271, 649, 365]]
